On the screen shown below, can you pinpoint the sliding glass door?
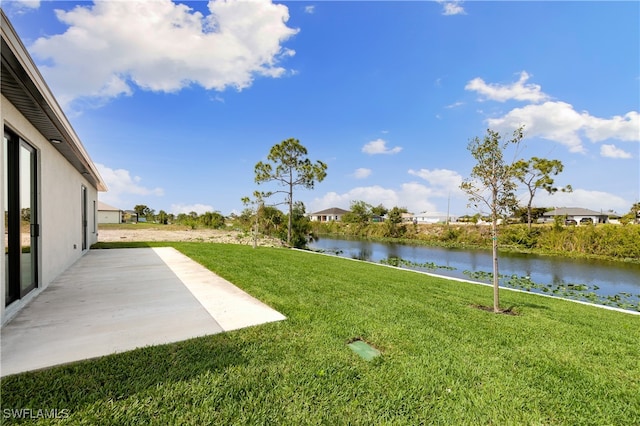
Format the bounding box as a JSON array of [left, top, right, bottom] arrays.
[[4, 128, 38, 306], [81, 185, 87, 251]]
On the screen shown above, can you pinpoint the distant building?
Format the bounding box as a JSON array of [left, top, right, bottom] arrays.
[[97, 201, 122, 224], [411, 212, 456, 224], [371, 215, 384, 223], [308, 207, 350, 222], [542, 207, 610, 224], [401, 213, 414, 223], [123, 210, 139, 223]]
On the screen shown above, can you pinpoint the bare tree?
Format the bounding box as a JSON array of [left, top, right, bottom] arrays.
[[460, 127, 524, 312], [241, 191, 267, 249]]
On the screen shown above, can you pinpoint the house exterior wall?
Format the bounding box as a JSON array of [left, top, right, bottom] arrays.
[[98, 210, 121, 224], [572, 215, 606, 224], [1, 95, 99, 324], [412, 215, 455, 224], [310, 214, 343, 222], [309, 209, 350, 222], [542, 211, 609, 224]]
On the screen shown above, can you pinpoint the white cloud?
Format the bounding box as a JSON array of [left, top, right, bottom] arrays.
[[531, 188, 630, 213], [96, 163, 164, 207], [311, 186, 417, 213], [445, 101, 464, 109], [8, 0, 40, 10], [352, 168, 372, 179], [407, 168, 464, 195], [467, 72, 640, 153], [398, 182, 439, 212], [465, 71, 549, 103], [30, 0, 298, 108], [309, 168, 470, 214], [170, 203, 215, 215], [438, 1, 466, 16], [304, 5, 315, 14], [210, 94, 225, 103], [487, 101, 640, 153], [600, 144, 632, 159], [310, 183, 448, 215], [362, 138, 402, 155], [584, 111, 640, 142], [487, 101, 586, 152]]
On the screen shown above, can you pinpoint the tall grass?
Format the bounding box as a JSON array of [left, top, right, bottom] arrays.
[[533, 224, 640, 260]]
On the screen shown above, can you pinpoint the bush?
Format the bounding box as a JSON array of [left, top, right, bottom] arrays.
[[499, 225, 540, 249]]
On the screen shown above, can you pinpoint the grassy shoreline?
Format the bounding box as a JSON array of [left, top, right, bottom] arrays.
[[315, 231, 640, 266], [312, 222, 640, 264], [2, 243, 638, 424]]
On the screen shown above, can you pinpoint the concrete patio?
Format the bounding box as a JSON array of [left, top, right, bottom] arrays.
[[0, 247, 286, 377]]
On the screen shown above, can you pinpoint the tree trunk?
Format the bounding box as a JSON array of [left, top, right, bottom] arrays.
[[287, 204, 292, 246], [287, 178, 293, 246], [492, 218, 500, 312], [492, 180, 500, 313], [527, 187, 534, 230], [253, 207, 259, 249]]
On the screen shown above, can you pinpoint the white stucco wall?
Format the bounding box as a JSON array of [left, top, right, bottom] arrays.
[[310, 214, 343, 222], [1, 95, 99, 323], [98, 210, 121, 224]]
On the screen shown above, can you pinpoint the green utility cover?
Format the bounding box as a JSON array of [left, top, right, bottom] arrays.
[[348, 340, 381, 361]]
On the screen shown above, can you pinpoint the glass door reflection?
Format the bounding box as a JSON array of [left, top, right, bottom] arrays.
[[4, 129, 38, 306], [20, 142, 37, 295]]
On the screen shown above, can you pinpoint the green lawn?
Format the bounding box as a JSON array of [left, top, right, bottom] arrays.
[[2, 243, 639, 425]]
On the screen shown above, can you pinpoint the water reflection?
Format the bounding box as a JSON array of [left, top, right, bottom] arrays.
[[308, 236, 640, 302], [353, 247, 372, 261]]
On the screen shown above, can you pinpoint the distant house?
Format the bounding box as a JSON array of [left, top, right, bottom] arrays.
[[411, 212, 456, 224], [308, 207, 350, 222], [606, 212, 623, 224], [401, 213, 414, 223], [97, 201, 123, 224], [123, 210, 139, 223], [542, 208, 610, 224]]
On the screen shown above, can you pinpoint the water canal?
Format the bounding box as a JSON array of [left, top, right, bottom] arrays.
[[307, 236, 640, 311]]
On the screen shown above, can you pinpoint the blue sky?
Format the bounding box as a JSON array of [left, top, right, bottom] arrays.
[[4, 0, 639, 217]]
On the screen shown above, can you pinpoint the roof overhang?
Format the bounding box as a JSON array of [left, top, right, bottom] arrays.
[[1, 10, 107, 192]]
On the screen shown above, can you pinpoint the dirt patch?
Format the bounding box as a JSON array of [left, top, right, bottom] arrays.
[[470, 304, 520, 315], [97, 228, 284, 248]]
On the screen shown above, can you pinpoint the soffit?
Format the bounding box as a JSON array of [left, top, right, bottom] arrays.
[[1, 12, 106, 191]]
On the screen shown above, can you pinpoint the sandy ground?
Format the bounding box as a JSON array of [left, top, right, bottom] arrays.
[[97, 228, 284, 248]]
